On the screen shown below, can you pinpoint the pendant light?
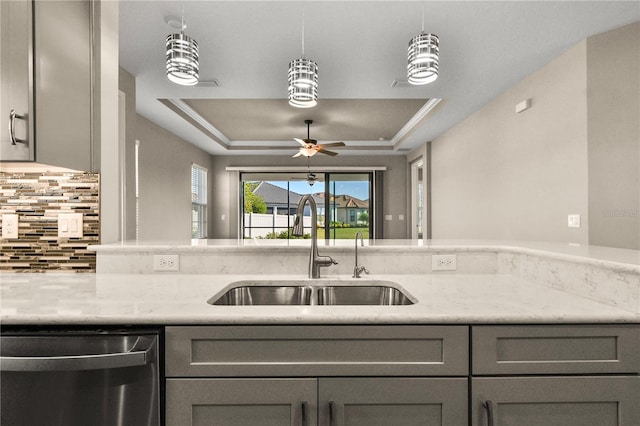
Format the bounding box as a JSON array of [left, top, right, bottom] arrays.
[[407, 3, 439, 85], [166, 13, 199, 86], [288, 6, 318, 108]]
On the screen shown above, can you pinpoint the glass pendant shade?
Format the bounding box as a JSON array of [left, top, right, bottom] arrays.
[[288, 58, 318, 108], [166, 31, 199, 86], [407, 33, 439, 85]]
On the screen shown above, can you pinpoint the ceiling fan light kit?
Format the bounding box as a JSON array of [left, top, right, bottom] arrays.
[[293, 120, 345, 158], [165, 15, 199, 86]]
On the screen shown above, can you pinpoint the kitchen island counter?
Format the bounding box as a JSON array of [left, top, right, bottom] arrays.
[[1, 272, 637, 325]]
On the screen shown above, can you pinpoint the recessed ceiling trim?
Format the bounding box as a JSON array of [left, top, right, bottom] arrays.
[[390, 97, 441, 149], [159, 98, 230, 147], [228, 139, 394, 147], [226, 166, 387, 172]]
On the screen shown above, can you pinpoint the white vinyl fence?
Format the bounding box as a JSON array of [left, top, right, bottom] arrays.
[[243, 213, 312, 238]]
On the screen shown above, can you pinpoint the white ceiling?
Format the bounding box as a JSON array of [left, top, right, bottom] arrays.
[[119, 1, 640, 156]]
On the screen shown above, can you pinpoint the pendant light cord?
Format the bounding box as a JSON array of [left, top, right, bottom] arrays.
[[301, 4, 305, 57], [421, 2, 425, 33]]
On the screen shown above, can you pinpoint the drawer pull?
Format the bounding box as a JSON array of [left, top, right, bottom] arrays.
[[329, 400, 336, 426], [301, 401, 308, 426], [482, 400, 495, 426]]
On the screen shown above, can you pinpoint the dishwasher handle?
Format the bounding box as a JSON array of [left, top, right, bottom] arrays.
[[0, 335, 156, 372]]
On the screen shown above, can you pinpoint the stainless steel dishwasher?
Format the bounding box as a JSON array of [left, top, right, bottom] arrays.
[[0, 328, 160, 426]]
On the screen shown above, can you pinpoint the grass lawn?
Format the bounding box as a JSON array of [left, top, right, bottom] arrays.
[[317, 227, 369, 240]]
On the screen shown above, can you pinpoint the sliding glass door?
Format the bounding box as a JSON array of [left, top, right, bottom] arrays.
[[240, 172, 372, 240]]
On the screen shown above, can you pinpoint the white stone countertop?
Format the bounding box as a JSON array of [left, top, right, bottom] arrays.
[[1, 273, 638, 325]]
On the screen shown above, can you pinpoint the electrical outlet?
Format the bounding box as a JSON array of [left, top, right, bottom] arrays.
[[2, 214, 19, 239], [153, 255, 180, 271], [432, 254, 457, 271]]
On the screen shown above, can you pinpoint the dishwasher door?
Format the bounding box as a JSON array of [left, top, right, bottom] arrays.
[[0, 329, 160, 426]]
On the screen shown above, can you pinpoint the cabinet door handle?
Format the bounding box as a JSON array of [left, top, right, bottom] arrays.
[[9, 110, 27, 145], [301, 401, 308, 426], [482, 400, 495, 426], [329, 400, 336, 426]]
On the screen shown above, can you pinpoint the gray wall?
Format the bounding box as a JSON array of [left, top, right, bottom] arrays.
[[431, 40, 589, 243], [587, 22, 639, 250], [210, 154, 408, 239], [119, 67, 213, 241], [429, 22, 639, 249], [136, 115, 212, 241], [118, 67, 136, 241]]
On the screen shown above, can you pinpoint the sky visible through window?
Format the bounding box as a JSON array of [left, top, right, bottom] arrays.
[[270, 180, 370, 201]]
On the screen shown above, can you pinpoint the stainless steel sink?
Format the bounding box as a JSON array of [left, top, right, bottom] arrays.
[[209, 285, 313, 306], [316, 285, 413, 305], [208, 280, 415, 306]]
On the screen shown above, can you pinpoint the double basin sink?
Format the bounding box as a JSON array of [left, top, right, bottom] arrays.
[[209, 280, 415, 306]]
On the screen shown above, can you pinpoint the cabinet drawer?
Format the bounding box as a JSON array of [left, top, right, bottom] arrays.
[[166, 325, 469, 377], [472, 325, 640, 375]]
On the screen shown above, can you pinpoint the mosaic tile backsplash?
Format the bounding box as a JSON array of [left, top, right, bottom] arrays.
[[0, 171, 99, 272]]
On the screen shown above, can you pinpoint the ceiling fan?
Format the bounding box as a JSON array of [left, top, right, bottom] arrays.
[[302, 171, 319, 186], [292, 120, 345, 158]]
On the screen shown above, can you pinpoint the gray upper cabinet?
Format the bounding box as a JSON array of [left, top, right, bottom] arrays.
[[0, 0, 33, 161], [1, 0, 97, 171], [34, 0, 96, 171]]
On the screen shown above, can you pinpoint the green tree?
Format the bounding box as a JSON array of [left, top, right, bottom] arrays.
[[358, 211, 369, 225], [244, 183, 267, 213]]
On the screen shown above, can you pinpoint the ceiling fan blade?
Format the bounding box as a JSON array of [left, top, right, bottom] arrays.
[[292, 151, 303, 158], [318, 142, 345, 148], [318, 149, 339, 156], [294, 138, 308, 147]]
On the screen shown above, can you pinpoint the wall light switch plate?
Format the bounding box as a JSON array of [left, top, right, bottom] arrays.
[[2, 214, 19, 239], [58, 213, 83, 238], [153, 255, 180, 272], [385, 215, 393, 221], [432, 254, 457, 271], [568, 214, 581, 228]]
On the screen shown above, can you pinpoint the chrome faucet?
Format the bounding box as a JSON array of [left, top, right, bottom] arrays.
[[292, 195, 337, 278], [353, 231, 369, 278]]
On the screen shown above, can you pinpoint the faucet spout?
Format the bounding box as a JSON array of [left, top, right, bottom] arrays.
[[353, 231, 369, 278], [293, 194, 337, 278]]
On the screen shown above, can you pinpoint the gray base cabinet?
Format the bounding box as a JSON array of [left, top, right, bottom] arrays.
[[165, 377, 468, 426], [165, 325, 640, 426], [165, 325, 469, 426], [472, 325, 640, 426], [166, 378, 316, 426], [472, 376, 640, 426], [319, 378, 467, 426]]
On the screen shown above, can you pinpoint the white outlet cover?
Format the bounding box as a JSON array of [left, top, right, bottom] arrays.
[[153, 255, 180, 271], [432, 254, 457, 271], [2, 214, 19, 239], [568, 214, 581, 228]]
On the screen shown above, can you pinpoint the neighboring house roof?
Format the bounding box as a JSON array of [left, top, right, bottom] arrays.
[[253, 182, 302, 207], [252, 182, 366, 210], [330, 194, 369, 209]]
